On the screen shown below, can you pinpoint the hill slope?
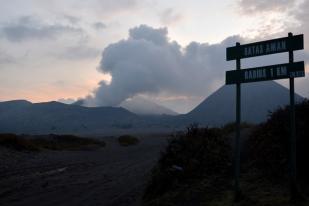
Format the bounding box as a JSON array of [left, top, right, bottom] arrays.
[[120, 96, 178, 116], [183, 81, 304, 126], [0, 100, 140, 134]]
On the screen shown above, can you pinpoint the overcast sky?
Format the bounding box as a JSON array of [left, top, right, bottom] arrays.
[[0, 0, 308, 113]]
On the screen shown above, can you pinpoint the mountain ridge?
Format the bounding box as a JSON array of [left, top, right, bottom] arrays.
[[183, 81, 304, 126], [0, 81, 305, 134], [0, 100, 140, 134]]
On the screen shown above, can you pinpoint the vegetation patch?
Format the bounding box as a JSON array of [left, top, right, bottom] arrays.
[[221, 121, 254, 135], [0, 133, 106, 151], [0, 133, 39, 151], [143, 124, 232, 205], [118, 135, 140, 146], [143, 100, 309, 205], [247, 99, 309, 183]]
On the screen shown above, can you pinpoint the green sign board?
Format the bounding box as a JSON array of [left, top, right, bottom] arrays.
[[225, 33, 305, 199], [226, 61, 305, 84], [226, 34, 304, 61]]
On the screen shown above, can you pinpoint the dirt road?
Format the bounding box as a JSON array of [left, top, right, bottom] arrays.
[[0, 135, 168, 206]]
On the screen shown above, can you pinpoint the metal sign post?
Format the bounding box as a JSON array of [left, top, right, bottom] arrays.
[[288, 32, 298, 199], [234, 42, 241, 199], [226, 33, 305, 201]]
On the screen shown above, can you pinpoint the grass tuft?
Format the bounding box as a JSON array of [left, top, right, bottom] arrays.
[[0, 133, 39, 151], [118, 135, 139, 146], [0, 133, 106, 151]]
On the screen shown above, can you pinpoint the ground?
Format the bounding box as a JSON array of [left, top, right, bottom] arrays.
[[0, 135, 168, 206]]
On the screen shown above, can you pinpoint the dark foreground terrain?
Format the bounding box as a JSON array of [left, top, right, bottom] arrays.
[[1, 100, 309, 206], [0, 134, 167, 206], [143, 100, 309, 206]]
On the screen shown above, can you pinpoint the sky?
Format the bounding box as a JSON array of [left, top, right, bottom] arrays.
[[0, 0, 308, 113]]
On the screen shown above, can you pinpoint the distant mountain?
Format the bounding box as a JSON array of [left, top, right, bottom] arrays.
[[120, 96, 178, 115], [0, 81, 304, 134], [0, 100, 140, 134], [182, 81, 304, 126]]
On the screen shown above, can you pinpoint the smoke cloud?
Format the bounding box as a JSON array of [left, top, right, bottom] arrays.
[[84, 25, 241, 106]]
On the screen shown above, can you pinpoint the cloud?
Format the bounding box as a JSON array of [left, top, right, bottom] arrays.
[[96, 0, 138, 11], [52, 45, 100, 60], [237, 0, 296, 15], [236, 0, 309, 61], [160, 8, 183, 25], [0, 50, 15, 65], [84, 25, 241, 106], [293, 0, 309, 35], [250, 0, 309, 99], [63, 15, 81, 25], [128, 25, 169, 45], [0, 16, 84, 42], [93, 22, 107, 30], [58, 98, 76, 104], [62, 0, 140, 16]]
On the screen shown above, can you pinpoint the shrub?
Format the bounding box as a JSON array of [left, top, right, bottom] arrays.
[[118, 135, 139, 146], [221, 122, 254, 135], [143, 124, 231, 202], [247, 99, 309, 181], [0, 133, 39, 151], [0, 134, 106, 151], [36, 134, 106, 150]]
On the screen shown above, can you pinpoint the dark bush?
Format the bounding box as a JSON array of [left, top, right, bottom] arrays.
[[35, 134, 106, 150], [247, 99, 309, 181], [0, 134, 106, 151], [118, 135, 139, 146], [143, 124, 231, 201], [0, 133, 39, 151], [221, 122, 254, 135]]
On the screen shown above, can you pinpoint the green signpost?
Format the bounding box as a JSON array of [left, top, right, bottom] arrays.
[[226, 33, 305, 200], [226, 34, 304, 60], [226, 61, 305, 84]]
